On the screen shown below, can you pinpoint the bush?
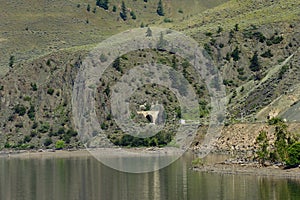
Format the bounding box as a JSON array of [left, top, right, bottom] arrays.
[[55, 140, 65, 150], [38, 122, 50, 133], [47, 88, 54, 95], [261, 49, 273, 58], [267, 35, 283, 46], [14, 104, 26, 116], [23, 135, 31, 143], [191, 158, 204, 168], [278, 65, 289, 79], [204, 43, 212, 56], [31, 82, 37, 91], [286, 142, 300, 166], [44, 138, 52, 147], [231, 47, 240, 61], [27, 105, 35, 120], [268, 117, 283, 125], [130, 11, 136, 20], [163, 18, 173, 23]]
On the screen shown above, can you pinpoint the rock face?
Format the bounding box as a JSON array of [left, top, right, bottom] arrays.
[[0, 51, 86, 150]]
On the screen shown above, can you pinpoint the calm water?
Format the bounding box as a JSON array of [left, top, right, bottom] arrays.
[[0, 152, 299, 200]]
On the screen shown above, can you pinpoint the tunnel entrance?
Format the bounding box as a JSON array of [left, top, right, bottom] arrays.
[[146, 114, 153, 123]]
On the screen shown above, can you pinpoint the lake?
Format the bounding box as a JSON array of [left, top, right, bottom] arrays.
[[0, 151, 299, 200]]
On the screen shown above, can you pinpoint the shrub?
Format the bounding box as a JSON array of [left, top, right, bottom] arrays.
[[23, 96, 31, 101], [23, 135, 31, 143], [204, 43, 212, 56], [191, 158, 204, 168], [14, 104, 26, 116], [31, 82, 37, 91], [261, 49, 273, 58], [44, 138, 52, 147], [163, 18, 172, 23], [268, 117, 283, 125], [100, 54, 107, 62], [32, 121, 38, 129], [130, 11, 136, 20], [27, 105, 35, 120], [286, 142, 300, 166], [38, 122, 50, 133], [47, 88, 54, 95], [266, 35, 283, 46], [55, 140, 65, 150], [252, 32, 266, 42], [278, 65, 288, 79]]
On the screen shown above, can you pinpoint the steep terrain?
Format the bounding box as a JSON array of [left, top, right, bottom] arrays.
[[0, 0, 299, 151]]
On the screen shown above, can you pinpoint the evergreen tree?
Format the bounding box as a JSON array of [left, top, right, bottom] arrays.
[[231, 46, 240, 61], [157, 32, 168, 50], [96, 0, 108, 10], [157, 0, 164, 16], [112, 5, 117, 12], [249, 51, 260, 71], [120, 1, 127, 21], [256, 130, 269, 165], [9, 55, 14, 68], [87, 4, 91, 12], [146, 27, 152, 37]]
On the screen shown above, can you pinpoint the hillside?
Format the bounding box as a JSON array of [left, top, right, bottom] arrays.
[[0, 0, 226, 76], [0, 0, 299, 151]]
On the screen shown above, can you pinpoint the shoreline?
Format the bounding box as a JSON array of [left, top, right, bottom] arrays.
[[193, 163, 300, 179], [0, 149, 90, 158], [1, 149, 300, 179]]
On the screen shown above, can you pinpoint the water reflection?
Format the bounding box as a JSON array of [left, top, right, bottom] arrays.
[[0, 152, 299, 200]]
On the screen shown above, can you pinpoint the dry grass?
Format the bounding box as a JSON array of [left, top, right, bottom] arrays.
[[0, 0, 227, 76]]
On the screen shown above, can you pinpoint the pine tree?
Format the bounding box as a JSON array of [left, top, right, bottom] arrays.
[[120, 1, 127, 21], [157, 0, 164, 16], [146, 27, 152, 37], [157, 32, 167, 50], [249, 51, 260, 72], [96, 0, 108, 10], [231, 46, 240, 61], [9, 55, 14, 68], [112, 5, 117, 12]]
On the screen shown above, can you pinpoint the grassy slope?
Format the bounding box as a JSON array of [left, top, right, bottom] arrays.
[[174, 0, 300, 36], [0, 0, 227, 76]]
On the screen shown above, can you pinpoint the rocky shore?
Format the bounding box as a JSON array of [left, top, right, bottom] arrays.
[[193, 162, 300, 179]]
